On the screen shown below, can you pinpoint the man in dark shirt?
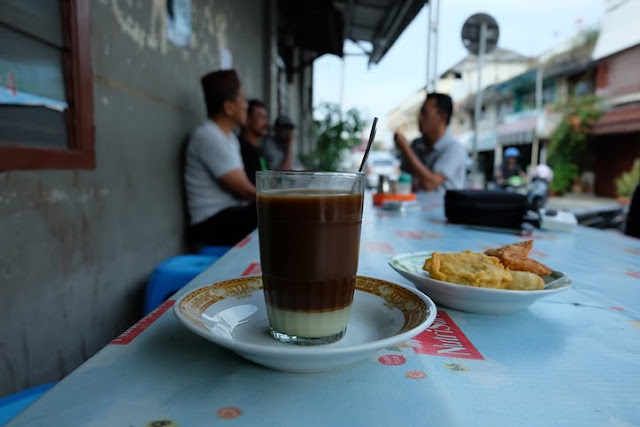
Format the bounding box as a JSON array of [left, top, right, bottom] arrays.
[[238, 99, 269, 185]]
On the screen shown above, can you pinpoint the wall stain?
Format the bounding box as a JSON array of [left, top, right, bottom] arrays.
[[101, 0, 226, 66], [80, 337, 89, 361], [27, 180, 105, 274], [148, 0, 168, 53], [73, 171, 81, 188], [80, 213, 91, 265], [91, 263, 104, 331], [0, 344, 17, 392], [111, 0, 147, 48], [94, 74, 192, 113], [21, 333, 31, 387], [57, 349, 67, 379]]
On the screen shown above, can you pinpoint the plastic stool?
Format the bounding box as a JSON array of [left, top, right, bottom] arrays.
[[0, 383, 56, 425], [143, 255, 217, 316], [198, 245, 232, 258]]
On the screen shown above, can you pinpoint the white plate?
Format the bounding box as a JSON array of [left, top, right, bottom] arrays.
[[389, 251, 572, 315], [174, 276, 437, 373]]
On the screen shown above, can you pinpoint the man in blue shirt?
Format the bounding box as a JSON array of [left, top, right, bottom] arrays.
[[394, 93, 467, 192]]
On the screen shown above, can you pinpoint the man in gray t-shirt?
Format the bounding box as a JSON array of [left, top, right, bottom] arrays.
[[184, 69, 257, 246], [395, 93, 467, 192]]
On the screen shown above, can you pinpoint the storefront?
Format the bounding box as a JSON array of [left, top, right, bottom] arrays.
[[590, 104, 640, 197]]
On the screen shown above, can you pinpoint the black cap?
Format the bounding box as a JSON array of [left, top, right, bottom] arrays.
[[200, 69, 241, 115], [274, 115, 295, 129]]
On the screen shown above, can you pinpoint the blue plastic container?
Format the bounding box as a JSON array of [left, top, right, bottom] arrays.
[[197, 245, 232, 258], [143, 255, 218, 315], [0, 383, 56, 425]]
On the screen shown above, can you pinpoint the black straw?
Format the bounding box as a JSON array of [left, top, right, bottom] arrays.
[[358, 117, 378, 172]]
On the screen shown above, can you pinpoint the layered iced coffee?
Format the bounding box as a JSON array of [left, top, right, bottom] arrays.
[[256, 172, 364, 344]]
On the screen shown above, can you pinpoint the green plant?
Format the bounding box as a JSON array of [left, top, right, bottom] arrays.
[[300, 103, 365, 171], [615, 159, 640, 198], [547, 95, 602, 193]]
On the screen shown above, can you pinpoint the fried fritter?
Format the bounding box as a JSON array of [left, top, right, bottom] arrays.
[[423, 251, 513, 289], [484, 240, 552, 276], [507, 270, 545, 290]]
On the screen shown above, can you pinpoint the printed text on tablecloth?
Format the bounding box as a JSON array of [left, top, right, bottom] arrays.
[[241, 262, 262, 276], [411, 311, 484, 359]]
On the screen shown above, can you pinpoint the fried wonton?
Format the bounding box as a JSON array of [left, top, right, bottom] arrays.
[[484, 240, 551, 276], [507, 270, 545, 291], [423, 251, 512, 289]]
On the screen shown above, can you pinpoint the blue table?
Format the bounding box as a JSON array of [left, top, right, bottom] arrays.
[[9, 193, 640, 426]]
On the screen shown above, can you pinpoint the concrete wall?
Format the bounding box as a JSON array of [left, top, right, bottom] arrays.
[[0, 0, 270, 396]]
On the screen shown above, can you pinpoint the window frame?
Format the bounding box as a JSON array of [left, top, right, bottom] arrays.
[[0, 0, 94, 171]]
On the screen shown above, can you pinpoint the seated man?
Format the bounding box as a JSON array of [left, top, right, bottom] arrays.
[[184, 69, 256, 246], [394, 93, 467, 192], [239, 99, 270, 185], [263, 115, 302, 170]]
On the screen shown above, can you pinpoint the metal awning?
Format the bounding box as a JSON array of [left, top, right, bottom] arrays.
[[334, 0, 426, 65], [590, 104, 640, 135], [496, 114, 538, 145], [278, 0, 426, 77]]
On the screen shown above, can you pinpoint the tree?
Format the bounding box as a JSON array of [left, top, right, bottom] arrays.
[[548, 95, 601, 193], [300, 103, 365, 171]]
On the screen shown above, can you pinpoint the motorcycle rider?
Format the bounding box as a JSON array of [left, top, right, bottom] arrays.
[[496, 147, 526, 188]]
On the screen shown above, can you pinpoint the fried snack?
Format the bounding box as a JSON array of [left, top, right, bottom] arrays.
[[484, 240, 552, 276], [507, 270, 545, 291], [423, 251, 513, 289]]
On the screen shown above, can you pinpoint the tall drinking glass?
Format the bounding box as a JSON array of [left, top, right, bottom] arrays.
[[256, 171, 365, 345]]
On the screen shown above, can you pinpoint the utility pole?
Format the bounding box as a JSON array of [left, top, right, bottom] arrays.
[[425, 1, 432, 92], [425, 0, 440, 92], [471, 22, 487, 175], [431, 0, 440, 92], [461, 13, 499, 177]]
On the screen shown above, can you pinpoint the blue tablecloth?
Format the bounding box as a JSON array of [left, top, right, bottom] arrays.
[[10, 193, 640, 426]]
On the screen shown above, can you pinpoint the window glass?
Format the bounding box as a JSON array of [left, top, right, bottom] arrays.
[[0, 3, 69, 149], [0, 0, 64, 47]]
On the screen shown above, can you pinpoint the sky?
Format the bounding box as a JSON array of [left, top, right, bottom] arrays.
[[313, 0, 605, 146]]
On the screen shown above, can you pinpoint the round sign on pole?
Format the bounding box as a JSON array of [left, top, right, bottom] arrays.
[[461, 13, 499, 55]]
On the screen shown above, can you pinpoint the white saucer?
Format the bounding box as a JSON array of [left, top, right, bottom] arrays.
[[389, 251, 572, 315], [174, 276, 437, 372]]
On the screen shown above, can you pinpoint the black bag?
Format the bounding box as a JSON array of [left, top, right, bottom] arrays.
[[445, 190, 528, 230]]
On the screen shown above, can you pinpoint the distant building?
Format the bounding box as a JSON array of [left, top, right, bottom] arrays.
[[441, 47, 533, 102], [387, 47, 531, 144], [589, 0, 640, 197], [453, 30, 598, 184]]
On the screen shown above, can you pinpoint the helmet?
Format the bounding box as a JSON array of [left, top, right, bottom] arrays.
[[531, 164, 554, 182], [504, 147, 520, 158]]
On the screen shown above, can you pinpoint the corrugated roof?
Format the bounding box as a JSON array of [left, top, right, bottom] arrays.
[[334, 0, 426, 65], [278, 0, 425, 74]]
